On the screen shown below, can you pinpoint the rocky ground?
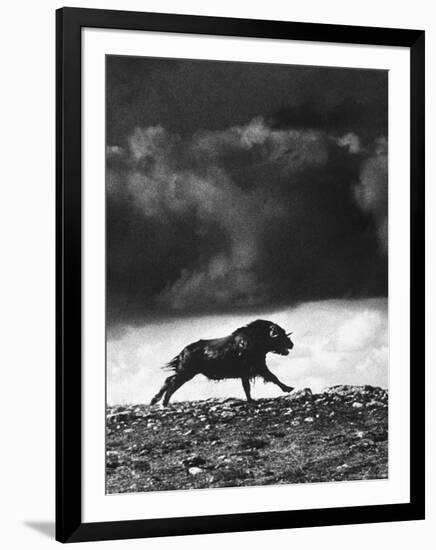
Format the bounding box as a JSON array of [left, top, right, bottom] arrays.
[[106, 385, 388, 494]]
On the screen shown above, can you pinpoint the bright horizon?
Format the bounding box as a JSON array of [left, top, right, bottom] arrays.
[[107, 297, 388, 405]]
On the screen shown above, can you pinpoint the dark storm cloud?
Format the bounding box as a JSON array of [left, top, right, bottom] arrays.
[[268, 70, 387, 141], [107, 56, 387, 145], [353, 137, 388, 253], [106, 57, 388, 327]]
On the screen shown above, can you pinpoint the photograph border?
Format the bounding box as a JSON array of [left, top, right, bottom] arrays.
[[56, 7, 425, 543]]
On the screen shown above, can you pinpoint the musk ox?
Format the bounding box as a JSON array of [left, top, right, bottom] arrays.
[[150, 319, 295, 406]]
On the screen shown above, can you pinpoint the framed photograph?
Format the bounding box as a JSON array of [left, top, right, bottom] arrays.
[[56, 7, 425, 543]]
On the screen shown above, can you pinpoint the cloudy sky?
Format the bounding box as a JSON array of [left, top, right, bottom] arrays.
[[106, 56, 388, 404]]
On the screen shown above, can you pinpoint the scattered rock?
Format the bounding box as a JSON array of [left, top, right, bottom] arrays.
[[288, 388, 313, 401], [106, 451, 121, 469], [188, 467, 204, 475], [131, 458, 150, 471], [239, 438, 269, 450], [107, 411, 134, 425], [106, 385, 389, 493], [183, 456, 207, 468], [369, 430, 388, 442], [325, 385, 374, 398]]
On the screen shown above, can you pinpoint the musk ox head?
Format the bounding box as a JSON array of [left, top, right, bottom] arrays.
[[237, 319, 294, 356]]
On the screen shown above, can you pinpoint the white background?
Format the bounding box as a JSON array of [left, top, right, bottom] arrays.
[[0, 0, 433, 548]]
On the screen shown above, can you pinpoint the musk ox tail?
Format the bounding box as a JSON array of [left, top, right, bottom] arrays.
[[162, 355, 180, 372]]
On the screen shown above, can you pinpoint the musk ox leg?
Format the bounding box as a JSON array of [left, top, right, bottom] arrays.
[[150, 376, 173, 405], [241, 377, 254, 402], [150, 373, 185, 405], [162, 373, 195, 407], [261, 368, 294, 393]]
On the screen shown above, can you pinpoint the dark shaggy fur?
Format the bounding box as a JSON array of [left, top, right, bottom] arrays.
[[151, 319, 294, 406]]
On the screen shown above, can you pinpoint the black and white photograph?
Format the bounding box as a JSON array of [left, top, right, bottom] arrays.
[[105, 55, 389, 494], [0, 0, 429, 546]]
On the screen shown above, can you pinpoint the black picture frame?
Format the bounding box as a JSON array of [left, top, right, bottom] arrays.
[[56, 7, 425, 543]]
